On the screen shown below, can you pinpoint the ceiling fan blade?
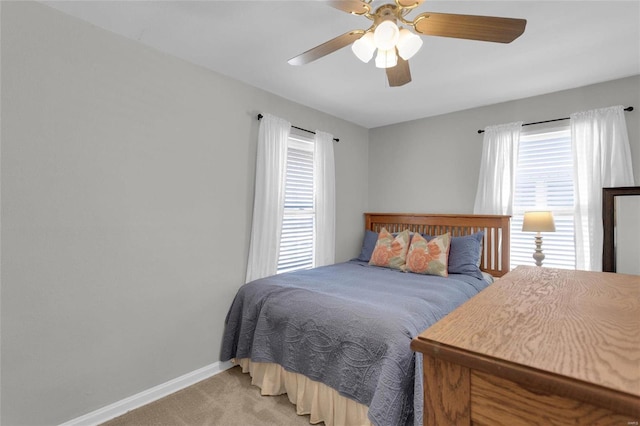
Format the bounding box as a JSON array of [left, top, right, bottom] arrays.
[[395, 0, 424, 9], [326, 1, 371, 15], [386, 57, 412, 87], [413, 12, 526, 43], [288, 30, 364, 66]]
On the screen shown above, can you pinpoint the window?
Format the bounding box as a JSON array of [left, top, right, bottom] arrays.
[[277, 134, 315, 273], [511, 127, 576, 270]]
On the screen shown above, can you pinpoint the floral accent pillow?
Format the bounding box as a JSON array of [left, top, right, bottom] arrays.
[[369, 228, 410, 270], [405, 232, 451, 277]]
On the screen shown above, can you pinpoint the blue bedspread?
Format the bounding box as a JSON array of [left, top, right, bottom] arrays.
[[220, 260, 489, 426]]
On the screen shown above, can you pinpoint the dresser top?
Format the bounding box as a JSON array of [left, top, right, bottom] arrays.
[[415, 266, 640, 397]]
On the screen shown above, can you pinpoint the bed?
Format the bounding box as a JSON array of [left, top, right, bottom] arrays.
[[221, 213, 511, 426]]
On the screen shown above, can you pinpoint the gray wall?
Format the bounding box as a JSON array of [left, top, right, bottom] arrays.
[[369, 75, 640, 213], [0, 2, 369, 425]]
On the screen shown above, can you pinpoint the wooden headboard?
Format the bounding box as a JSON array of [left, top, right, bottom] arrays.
[[365, 213, 511, 277]]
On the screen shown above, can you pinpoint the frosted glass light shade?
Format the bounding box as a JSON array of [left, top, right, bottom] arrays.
[[373, 21, 400, 50], [351, 32, 376, 63], [397, 28, 423, 60], [522, 211, 556, 232], [375, 48, 397, 69]]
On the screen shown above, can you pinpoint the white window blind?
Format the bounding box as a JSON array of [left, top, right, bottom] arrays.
[[277, 135, 315, 274], [511, 127, 576, 270]]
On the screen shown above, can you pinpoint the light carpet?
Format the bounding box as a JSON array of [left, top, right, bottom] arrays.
[[102, 366, 317, 426]]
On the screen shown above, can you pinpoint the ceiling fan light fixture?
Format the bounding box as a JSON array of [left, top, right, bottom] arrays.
[[373, 20, 400, 50], [351, 31, 376, 63], [397, 28, 423, 60], [375, 48, 397, 69]]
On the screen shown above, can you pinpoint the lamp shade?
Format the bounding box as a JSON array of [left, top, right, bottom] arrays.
[[396, 28, 423, 60], [373, 21, 400, 50], [375, 48, 397, 69], [522, 211, 556, 232], [352, 32, 376, 63]]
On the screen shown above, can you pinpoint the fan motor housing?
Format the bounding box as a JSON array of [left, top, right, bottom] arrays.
[[374, 4, 400, 25]]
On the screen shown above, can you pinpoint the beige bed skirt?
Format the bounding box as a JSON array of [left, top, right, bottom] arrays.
[[234, 358, 372, 426]]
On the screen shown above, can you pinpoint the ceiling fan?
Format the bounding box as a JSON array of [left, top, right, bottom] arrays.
[[288, 0, 527, 87]]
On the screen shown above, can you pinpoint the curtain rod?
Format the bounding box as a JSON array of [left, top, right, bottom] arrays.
[[476, 106, 634, 134], [257, 114, 339, 142]]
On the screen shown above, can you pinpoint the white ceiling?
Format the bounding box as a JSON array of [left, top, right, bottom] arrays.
[[42, 1, 640, 129]]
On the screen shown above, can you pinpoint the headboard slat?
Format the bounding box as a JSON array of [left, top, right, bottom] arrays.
[[364, 213, 511, 277]]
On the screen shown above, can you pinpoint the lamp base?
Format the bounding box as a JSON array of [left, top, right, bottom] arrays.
[[532, 234, 545, 267]]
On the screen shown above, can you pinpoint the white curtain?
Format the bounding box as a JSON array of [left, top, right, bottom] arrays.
[[473, 122, 523, 215], [245, 114, 291, 283], [314, 130, 336, 267], [570, 105, 635, 271]]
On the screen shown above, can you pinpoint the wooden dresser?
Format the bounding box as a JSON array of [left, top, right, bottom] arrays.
[[411, 266, 640, 425]]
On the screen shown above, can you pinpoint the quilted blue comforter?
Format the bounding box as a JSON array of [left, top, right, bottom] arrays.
[[221, 260, 489, 426]]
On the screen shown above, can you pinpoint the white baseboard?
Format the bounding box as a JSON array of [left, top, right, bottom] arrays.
[[59, 360, 234, 426]]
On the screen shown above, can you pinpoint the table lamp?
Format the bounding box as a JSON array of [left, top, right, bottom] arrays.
[[522, 211, 556, 267]]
